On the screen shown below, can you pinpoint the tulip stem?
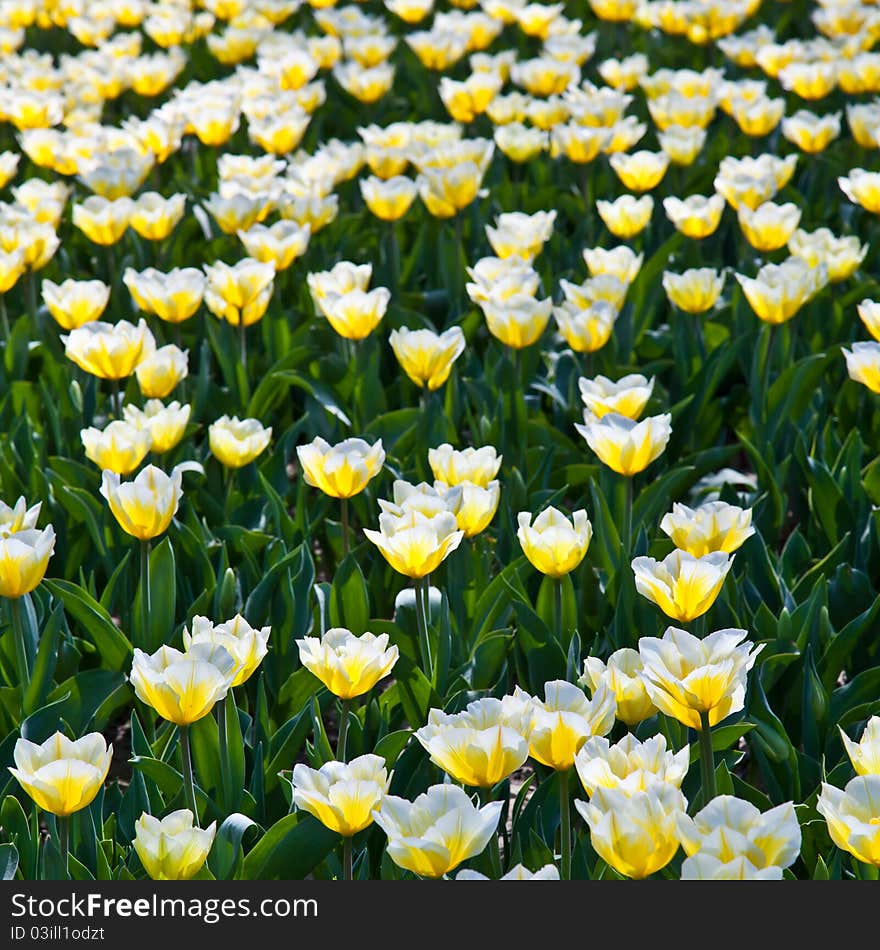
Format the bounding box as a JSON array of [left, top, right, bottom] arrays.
[[341, 497, 350, 558], [336, 698, 351, 763], [0, 293, 8, 340], [9, 597, 30, 695], [179, 725, 198, 818], [239, 320, 247, 370], [761, 324, 777, 427], [139, 540, 151, 650], [554, 577, 564, 649], [415, 577, 433, 681], [480, 787, 503, 878], [622, 475, 633, 562], [698, 711, 716, 804], [59, 815, 69, 880], [559, 769, 572, 880], [342, 836, 353, 881], [218, 691, 232, 810], [110, 378, 122, 419]]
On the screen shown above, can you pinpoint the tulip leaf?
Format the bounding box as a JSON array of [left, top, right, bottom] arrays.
[[688, 722, 755, 763], [209, 813, 258, 881], [241, 813, 338, 880], [22, 604, 62, 716], [329, 555, 370, 635], [0, 842, 18, 880], [44, 579, 132, 672]]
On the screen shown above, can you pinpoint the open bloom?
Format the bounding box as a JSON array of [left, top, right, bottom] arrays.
[[576, 411, 671, 476], [9, 732, 111, 817], [596, 194, 653, 238], [135, 344, 188, 399], [81, 420, 151, 475], [293, 754, 390, 837], [389, 326, 465, 390], [183, 615, 271, 687], [124, 267, 206, 324], [133, 810, 216, 881], [100, 462, 202, 541], [818, 776, 880, 866], [130, 643, 238, 725], [428, 444, 501, 488], [321, 287, 390, 340], [788, 229, 866, 284], [576, 779, 686, 879], [843, 342, 880, 394], [0, 498, 41, 536], [516, 507, 592, 577], [372, 784, 503, 878], [515, 680, 616, 771], [485, 210, 556, 262], [660, 502, 755, 557], [574, 733, 689, 797], [677, 796, 801, 876], [0, 526, 55, 598], [632, 550, 733, 622], [296, 628, 399, 700], [41, 279, 110, 330], [63, 319, 153, 380], [364, 509, 463, 578], [553, 300, 618, 353], [840, 716, 880, 776], [360, 176, 418, 221], [638, 626, 762, 729], [297, 437, 385, 498], [579, 374, 654, 420], [72, 196, 133, 245], [203, 258, 275, 327], [581, 649, 657, 725], [238, 221, 310, 271], [736, 258, 827, 325], [663, 194, 724, 239], [415, 698, 529, 788], [663, 268, 724, 313], [738, 201, 801, 252], [208, 416, 271, 468]]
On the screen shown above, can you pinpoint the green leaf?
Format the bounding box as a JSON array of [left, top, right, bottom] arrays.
[[209, 813, 258, 881], [241, 813, 338, 880], [329, 556, 370, 634], [0, 842, 18, 880], [45, 580, 132, 671]]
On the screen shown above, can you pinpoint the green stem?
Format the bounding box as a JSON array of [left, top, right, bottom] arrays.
[[0, 293, 8, 340], [343, 835, 353, 881], [239, 319, 247, 370], [415, 577, 433, 681], [559, 769, 572, 880], [698, 710, 716, 804], [9, 597, 30, 697], [110, 377, 122, 419], [139, 539, 151, 650], [341, 496, 350, 558], [336, 698, 351, 762], [480, 787, 503, 878], [760, 323, 777, 428], [179, 725, 198, 817], [218, 691, 232, 810], [623, 475, 633, 562], [693, 614, 708, 638], [59, 815, 69, 880], [553, 577, 564, 649]]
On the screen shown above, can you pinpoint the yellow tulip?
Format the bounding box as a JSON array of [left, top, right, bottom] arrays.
[[736, 258, 827, 325], [782, 110, 841, 154], [0, 526, 55, 598], [364, 509, 463, 578], [81, 420, 151, 475], [123, 267, 206, 324], [858, 300, 880, 342], [72, 196, 133, 245], [481, 294, 552, 349], [203, 258, 275, 328], [553, 300, 618, 353], [333, 62, 395, 103], [839, 169, 880, 213], [494, 123, 548, 163], [578, 373, 654, 420], [840, 716, 880, 776], [41, 278, 109, 330], [576, 411, 671, 476], [130, 192, 186, 241], [203, 192, 269, 235], [575, 733, 688, 796], [0, 497, 41, 536], [582, 246, 643, 286], [609, 150, 670, 192], [517, 507, 592, 578], [297, 436, 385, 499], [660, 501, 755, 557], [296, 628, 399, 700], [843, 342, 880, 394], [389, 326, 465, 390], [208, 415, 272, 468], [637, 626, 762, 729], [439, 479, 501, 537], [135, 344, 188, 399], [321, 287, 391, 340], [183, 614, 271, 687], [485, 210, 556, 262], [10, 732, 111, 817], [662, 194, 725, 239], [133, 810, 216, 881], [658, 125, 707, 166], [598, 53, 648, 91], [439, 73, 502, 123], [100, 462, 202, 541], [293, 754, 389, 837], [788, 228, 867, 283], [123, 400, 191, 454], [663, 268, 725, 313], [632, 550, 733, 623], [428, 444, 501, 488], [738, 201, 801, 252], [0, 248, 26, 294], [62, 319, 154, 381], [360, 175, 418, 222], [779, 60, 837, 100], [581, 649, 658, 726], [596, 194, 653, 238], [818, 776, 880, 866]]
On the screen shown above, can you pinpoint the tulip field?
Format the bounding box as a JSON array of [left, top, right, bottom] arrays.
[[3, 0, 880, 886]]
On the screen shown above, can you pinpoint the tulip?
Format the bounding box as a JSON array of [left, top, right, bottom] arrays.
[[681, 854, 783, 879], [372, 784, 503, 879], [439, 73, 502, 123], [417, 162, 486, 218], [308, 262, 372, 308], [576, 411, 671, 476], [0, 497, 41, 536], [818, 775, 880, 867], [296, 628, 399, 703], [658, 125, 707, 165], [183, 615, 270, 688], [428, 444, 501, 489], [485, 210, 556, 262], [203, 192, 269, 235], [135, 344, 188, 399], [494, 123, 548, 163], [133, 810, 216, 881], [0, 525, 55, 600], [840, 716, 880, 776], [414, 698, 528, 787], [123, 400, 191, 454], [580, 649, 657, 726], [858, 300, 880, 343], [839, 169, 880, 214], [561, 275, 629, 312], [130, 192, 186, 241], [389, 326, 465, 391], [100, 462, 201, 542], [609, 150, 669, 192], [208, 415, 272, 469], [364, 509, 463, 580], [575, 733, 688, 797], [663, 268, 724, 314], [843, 342, 880, 394], [123, 267, 206, 324], [579, 374, 654, 420], [549, 124, 610, 164], [659, 501, 755, 557], [662, 194, 724, 239], [782, 110, 841, 154], [576, 780, 687, 879], [439, 479, 501, 538], [481, 294, 552, 350], [553, 300, 618, 353], [738, 201, 801, 252], [456, 864, 560, 880], [632, 549, 733, 623], [237, 220, 311, 271], [321, 287, 391, 341], [72, 196, 133, 245], [81, 420, 151, 475], [582, 246, 643, 286], [516, 507, 592, 578], [677, 796, 801, 875], [41, 278, 110, 330], [203, 258, 275, 365], [735, 258, 827, 325], [788, 229, 867, 284]]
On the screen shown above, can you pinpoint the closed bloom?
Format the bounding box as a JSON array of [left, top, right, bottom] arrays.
[[482, 294, 552, 349], [663, 268, 724, 314], [576, 780, 686, 879], [428, 444, 501, 488], [844, 342, 880, 394], [415, 698, 528, 787], [360, 175, 418, 221], [736, 258, 827, 325], [296, 627, 399, 699], [663, 194, 724, 239], [0, 248, 25, 294], [576, 411, 671, 476], [293, 754, 389, 837], [41, 279, 110, 330], [135, 344, 188, 399], [658, 125, 706, 166], [308, 262, 372, 309], [840, 716, 880, 776], [632, 550, 733, 623], [738, 201, 801, 252], [203, 258, 275, 328], [638, 626, 762, 729], [782, 110, 841, 154], [183, 614, 271, 687], [494, 123, 548, 163], [81, 420, 151, 475], [581, 649, 657, 726], [660, 501, 754, 557], [818, 776, 880, 866], [130, 192, 186, 241], [553, 300, 618, 353], [417, 162, 486, 218], [549, 124, 610, 164], [389, 326, 465, 390], [63, 319, 154, 380], [596, 194, 653, 238], [321, 287, 390, 340], [579, 374, 654, 420], [0, 526, 55, 598], [574, 733, 688, 796], [72, 196, 133, 245], [609, 150, 669, 192], [100, 462, 202, 541], [839, 169, 880, 214], [9, 732, 111, 817], [373, 784, 503, 878], [516, 680, 616, 771], [788, 229, 867, 284], [297, 437, 385, 498], [485, 210, 556, 262], [677, 796, 801, 873], [238, 220, 310, 271], [516, 507, 592, 578], [130, 642, 237, 726], [439, 479, 501, 537], [133, 810, 216, 881], [582, 246, 643, 286], [858, 300, 880, 343], [124, 267, 206, 324], [208, 415, 271, 468], [364, 509, 463, 578], [123, 401, 191, 454]]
